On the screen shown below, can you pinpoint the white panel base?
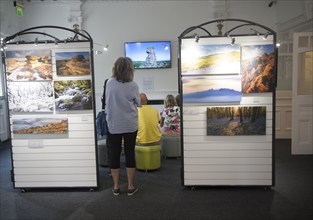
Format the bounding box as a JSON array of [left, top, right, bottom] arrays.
[[182, 95, 274, 186]]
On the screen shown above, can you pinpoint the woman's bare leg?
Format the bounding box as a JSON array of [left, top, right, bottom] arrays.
[[126, 167, 136, 189], [111, 168, 120, 190]]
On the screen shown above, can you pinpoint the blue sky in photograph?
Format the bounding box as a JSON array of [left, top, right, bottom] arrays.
[[242, 44, 274, 60], [13, 118, 67, 131], [55, 51, 90, 60], [182, 44, 240, 58], [125, 41, 171, 61], [6, 50, 51, 58]]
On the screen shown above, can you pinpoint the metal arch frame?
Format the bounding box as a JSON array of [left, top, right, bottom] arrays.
[[177, 19, 277, 188], [3, 25, 92, 43], [1, 25, 100, 190], [178, 18, 276, 39], [6, 31, 61, 42]]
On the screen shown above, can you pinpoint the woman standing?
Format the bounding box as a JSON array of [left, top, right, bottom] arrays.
[[105, 57, 140, 196]]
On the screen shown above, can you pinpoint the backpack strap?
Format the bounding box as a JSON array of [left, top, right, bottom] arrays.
[[101, 79, 109, 110]]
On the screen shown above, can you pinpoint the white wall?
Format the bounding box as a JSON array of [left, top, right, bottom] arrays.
[[0, 1, 22, 37], [81, 0, 217, 109], [276, 1, 304, 24], [226, 0, 277, 30]]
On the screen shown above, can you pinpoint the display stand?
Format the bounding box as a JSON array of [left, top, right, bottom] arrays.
[[178, 19, 276, 187], [1, 26, 99, 191]]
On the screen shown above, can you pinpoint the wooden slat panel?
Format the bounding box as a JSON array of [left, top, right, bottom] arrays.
[[184, 172, 272, 180], [183, 113, 205, 121], [68, 123, 94, 131], [69, 131, 95, 138], [184, 142, 272, 150], [184, 157, 272, 165], [14, 181, 97, 188], [13, 153, 95, 160], [240, 95, 273, 104], [183, 121, 272, 130], [183, 121, 206, 128], [184, 165, 272, 172], [7, 42, 91, 51], [12, 138, 95, 147], [12, 145, 96, 153], [184, 150, 272, 158], [183, 128, 206, 136], [183, 126, 272, 136], [184, 179, 272, 186], [14, 167, 96, 175], [68, 115, 94, 124], [181, 79, 273, 186], [15, 174, 97, 182], [13, 160, 96, 167]]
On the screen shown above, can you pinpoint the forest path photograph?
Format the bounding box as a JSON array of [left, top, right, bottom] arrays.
[[207, 106, 266, 136]]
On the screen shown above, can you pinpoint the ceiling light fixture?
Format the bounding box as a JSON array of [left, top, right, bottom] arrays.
[[230, 37, 236, 45], [103, 44, 109, 51], [194, 34, 199, 43], [263, 33, 269, 40], [250, 28, 261, 36]]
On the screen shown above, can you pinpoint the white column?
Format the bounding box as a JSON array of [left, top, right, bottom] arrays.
[[67, 1, 82, 39], [211, 0, 229, 36]]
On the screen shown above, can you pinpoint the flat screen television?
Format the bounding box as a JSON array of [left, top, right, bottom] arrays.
[[124, 41, 171, 69]]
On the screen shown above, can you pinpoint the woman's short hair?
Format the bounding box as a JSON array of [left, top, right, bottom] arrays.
[[112, 57, 134, 83], [165, 94, 175, 108]]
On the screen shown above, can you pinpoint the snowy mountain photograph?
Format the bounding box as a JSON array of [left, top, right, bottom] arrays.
[[182, 75, 242, 103]]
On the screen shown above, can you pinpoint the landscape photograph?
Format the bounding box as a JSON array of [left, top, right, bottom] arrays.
[[241, 44, 275, 94], [124, 41, 171, 69], [182, 75, 242, 103], [207, 106, 267, 136], [5, 49, 52, 81], [7, 81, 54, 112], [12, 117, 68, 135], [55, 51, 91, 76], [181, 44, 240, 75], [54, 80, 93, 111]]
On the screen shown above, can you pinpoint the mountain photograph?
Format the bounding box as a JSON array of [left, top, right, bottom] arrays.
[[181, 44, 240, 75], [13, 117, 68, 135], [5, 50, 52, 81], [182, 75, 242, 103], [241, 44, 275, 94], [55, 51, 91, 76]]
